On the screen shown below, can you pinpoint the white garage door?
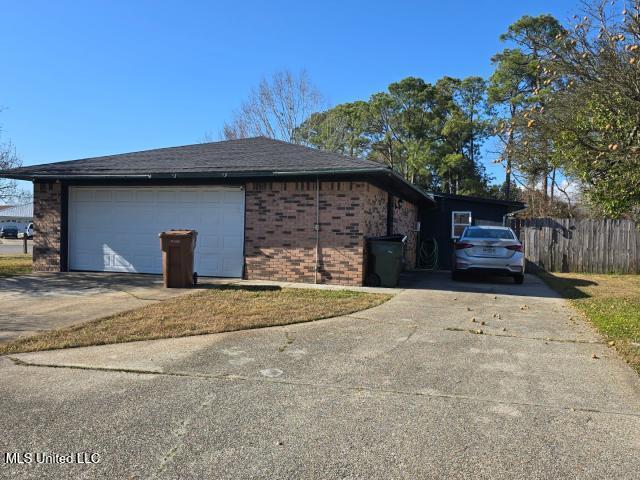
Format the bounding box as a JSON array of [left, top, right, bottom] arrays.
[[68, 186, 245, 277]]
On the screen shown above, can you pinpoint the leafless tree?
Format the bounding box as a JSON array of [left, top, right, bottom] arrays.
[[220, 69, 325, 143], [0, 128, 23, 204]]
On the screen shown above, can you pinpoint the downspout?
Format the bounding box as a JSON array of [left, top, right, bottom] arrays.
[[314, 177, 320, 284]]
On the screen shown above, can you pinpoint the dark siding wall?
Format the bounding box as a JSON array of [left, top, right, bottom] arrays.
[[420, 197, 513, 270]]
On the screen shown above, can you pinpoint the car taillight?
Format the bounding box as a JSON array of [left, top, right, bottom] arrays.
[[455, 242, 474, 250], [506, 244, 523, 252]]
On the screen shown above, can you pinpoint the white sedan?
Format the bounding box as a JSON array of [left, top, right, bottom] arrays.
[[452, 226, 525, 284]]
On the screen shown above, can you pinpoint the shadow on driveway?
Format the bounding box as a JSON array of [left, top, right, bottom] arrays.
[[398, 270, 585, 299], [0, 272, 238, 343], [0, 272, 239, 297]]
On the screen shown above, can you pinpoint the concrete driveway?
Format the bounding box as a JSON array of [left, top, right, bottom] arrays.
[[0, 272, 230, 342], [1, 272, 639, 479]]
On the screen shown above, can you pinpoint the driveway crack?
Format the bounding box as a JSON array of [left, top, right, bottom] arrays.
[[151, 391, 216, 479], [385, 323, 418, 354], [10, 356, 639, 419], [277, 330, 295, 353], [443, 327, 604, 344]]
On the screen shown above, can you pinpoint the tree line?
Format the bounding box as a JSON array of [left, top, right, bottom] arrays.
[[222, 0, 640, 221]]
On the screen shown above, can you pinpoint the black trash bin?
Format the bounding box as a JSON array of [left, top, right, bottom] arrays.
[[366, 234, 407, 287]]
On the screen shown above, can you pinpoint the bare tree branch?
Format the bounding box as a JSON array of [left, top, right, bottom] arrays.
[[0, 135, 23, 204], [219, 69, 325, 143]]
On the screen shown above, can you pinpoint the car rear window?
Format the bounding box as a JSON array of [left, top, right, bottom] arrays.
[[463, 228, 515, 240]]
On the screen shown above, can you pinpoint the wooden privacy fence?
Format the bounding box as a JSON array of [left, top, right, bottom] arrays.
[[510, 218, 640, 274]]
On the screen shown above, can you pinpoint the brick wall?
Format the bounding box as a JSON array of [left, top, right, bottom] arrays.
[[363, 187, 387, 237], [392, 197, 419, 269], [361, 186, 388, 281], [244, 181, 390, 286], [33, 182, 63, 272], [31, 180, 419, 283]]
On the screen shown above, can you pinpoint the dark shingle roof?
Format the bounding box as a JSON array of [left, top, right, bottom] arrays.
[[428, 191, 525, 209], [2, 137, 384, 178], [0, 137, 434, 206]]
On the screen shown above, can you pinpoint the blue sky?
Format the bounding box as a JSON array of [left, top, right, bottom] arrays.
[[1, 0, 580, 192]]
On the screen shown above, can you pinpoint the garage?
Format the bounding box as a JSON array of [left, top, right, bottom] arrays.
[[68, 186, 245, 277]]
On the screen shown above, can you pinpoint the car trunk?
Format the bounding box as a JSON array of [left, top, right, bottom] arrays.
[[465, 239, 517, 259]]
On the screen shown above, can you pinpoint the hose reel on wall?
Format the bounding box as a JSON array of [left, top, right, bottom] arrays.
[[418, 237, 439, 270]]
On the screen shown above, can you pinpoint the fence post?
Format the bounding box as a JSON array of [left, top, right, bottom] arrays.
[[23, 235, 27, 254]]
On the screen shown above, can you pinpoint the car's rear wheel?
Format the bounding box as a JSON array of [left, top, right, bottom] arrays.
[[513, 274, 524, 284]]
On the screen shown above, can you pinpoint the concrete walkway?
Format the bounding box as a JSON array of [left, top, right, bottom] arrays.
[[2, 271, 639, 479]]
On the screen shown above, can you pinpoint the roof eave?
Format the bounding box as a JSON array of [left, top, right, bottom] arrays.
[[0, 167, 436, 207], [0, 167, 386, 181]]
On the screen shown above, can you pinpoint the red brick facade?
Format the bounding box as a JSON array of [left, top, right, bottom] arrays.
[[32, 180, 419, 285], [33, 182, 63, 272], [244, 181, 385, 285], [393, 197, 419, 269], [244, 181, 418, 285]]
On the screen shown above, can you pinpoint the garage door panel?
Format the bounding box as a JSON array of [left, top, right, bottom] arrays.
[[156, 190, 177, 203], [196, 255, 220, 274], [74, 189, 95, 202], [69, 187, 244, 277], [198, 234, 221, 252], [222, 257, 242, 276], [177, 190, 202, 204], [112, 189, 137, 203], [222, 235, 243, 251], [135, 190, 157, 203], [93, 190, 116, 202]]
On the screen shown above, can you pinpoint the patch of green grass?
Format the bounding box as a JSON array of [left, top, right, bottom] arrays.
[[0, 254, 32, 276], [0, 285, 392, 354], [539, 271, 640, 373]]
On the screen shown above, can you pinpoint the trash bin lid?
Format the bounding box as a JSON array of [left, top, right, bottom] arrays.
[[368, 234, 407, 243], [159, 229, 198, 238]]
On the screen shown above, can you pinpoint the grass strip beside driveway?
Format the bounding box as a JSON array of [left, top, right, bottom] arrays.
[[539, 271, 640, 373], [0, 254, 32, 276], [0, 285, 391, 354]]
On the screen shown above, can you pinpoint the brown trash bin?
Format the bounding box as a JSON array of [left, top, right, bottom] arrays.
[[159, 230, 198, 288]]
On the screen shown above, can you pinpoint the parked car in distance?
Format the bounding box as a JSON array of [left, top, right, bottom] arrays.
[[17, 223, 34, 239], [0, 225, 19, 239], [452, 226, 525, 284]]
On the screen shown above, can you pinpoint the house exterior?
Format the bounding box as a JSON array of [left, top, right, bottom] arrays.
[[0, 137, 434, 286], [420, 192, 526, 270], [0, 203, 33, 232]]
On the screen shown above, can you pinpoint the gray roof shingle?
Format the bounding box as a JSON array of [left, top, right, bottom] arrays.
[[0, 137, 434, 206], [2, 137, 385, 178]]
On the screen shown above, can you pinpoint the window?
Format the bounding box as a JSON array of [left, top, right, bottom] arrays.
[[451, 211, 472, 238], [464, 227, 515, 240]]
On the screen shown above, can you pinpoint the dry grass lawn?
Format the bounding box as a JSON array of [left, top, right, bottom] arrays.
[[0, 254, 32, 276], [539, 272, 640, 373], [0, 285, 391, 354]]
